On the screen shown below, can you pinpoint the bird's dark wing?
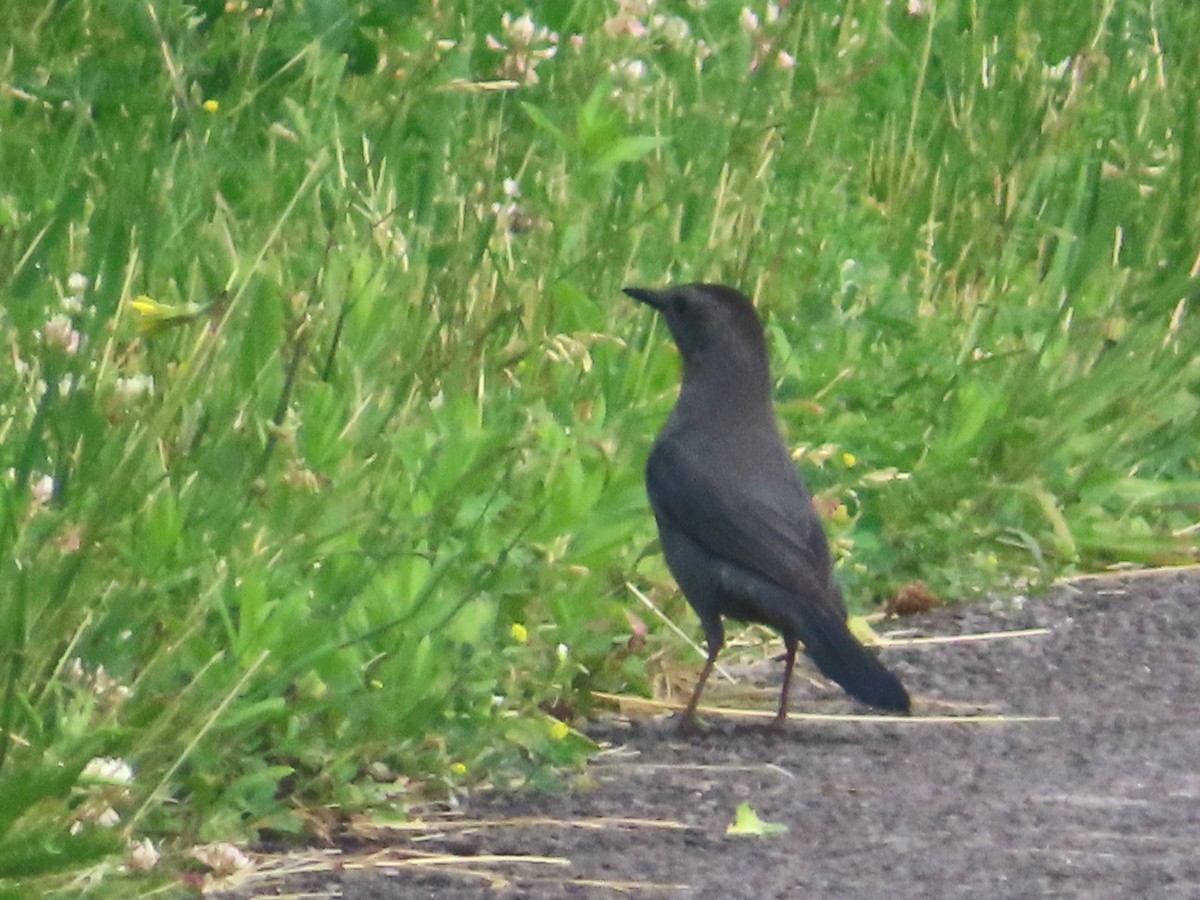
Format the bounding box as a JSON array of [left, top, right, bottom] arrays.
[[646, 431, 839, 611], [647, 431, 910, 713]]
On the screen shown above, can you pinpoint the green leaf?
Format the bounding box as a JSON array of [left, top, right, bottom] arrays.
[[520, 102, 566, 145], [726, 802, 788, 837], [592, 136, 670, 171]]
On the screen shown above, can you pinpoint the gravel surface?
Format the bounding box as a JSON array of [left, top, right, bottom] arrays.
[[213, 569, 1200, 899]]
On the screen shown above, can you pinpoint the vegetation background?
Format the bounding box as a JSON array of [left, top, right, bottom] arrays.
[[1, 0, 1197, 893]]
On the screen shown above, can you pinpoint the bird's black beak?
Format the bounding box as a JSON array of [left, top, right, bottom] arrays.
[[623, 286, 667, 310]]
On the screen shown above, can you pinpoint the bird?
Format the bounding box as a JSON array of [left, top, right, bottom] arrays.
[[624, 283, 911, 731]]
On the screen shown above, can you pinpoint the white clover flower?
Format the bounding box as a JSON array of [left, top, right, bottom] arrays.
[[127, 838, 160, 871], [191, 842, 252, 876], [31, 473, 55, 507], [604, 0, 654, 38], [114, 373, 155, 405], [739, 7, 760, 33], [776, 50, 796, 70], [508, 13, 536, 45], [656, 15, 691, 45], [83, 757, 135, 784], [604, 13, 649, 38], [71, 801, 123, 834], [96, 806, 121, 827], [487, 12, 558, 84], [43, 314, 82, 354], [617, 58, 648, 82], [66, 657, 86, 683], [67, 272, 90, 295]]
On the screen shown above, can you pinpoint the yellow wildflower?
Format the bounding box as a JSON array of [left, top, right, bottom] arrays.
[[129, 295, 207, 336]]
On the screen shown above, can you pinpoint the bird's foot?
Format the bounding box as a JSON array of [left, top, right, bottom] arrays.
[[765, 712, 789, 733]]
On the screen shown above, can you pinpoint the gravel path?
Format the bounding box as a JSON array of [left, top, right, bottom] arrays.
[[214, 569, 1200, 899]]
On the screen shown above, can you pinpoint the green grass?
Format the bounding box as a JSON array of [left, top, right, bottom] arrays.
[[1, 0, 1198, 892]]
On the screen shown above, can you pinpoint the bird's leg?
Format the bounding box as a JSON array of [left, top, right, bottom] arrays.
[[771, 637, 799, 729], [677, 646, 719, 735]]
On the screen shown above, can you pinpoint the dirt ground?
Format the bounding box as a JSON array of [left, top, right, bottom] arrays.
[[213, 568, 1200, 898]]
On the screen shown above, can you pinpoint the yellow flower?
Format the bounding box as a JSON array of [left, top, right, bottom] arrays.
[[842, 452, 857, 468], [129, 295, 208, 336], [510, 622, 528, 644], [449, 762, 467, 776], [549, 720, 569, 741], [202, 99, 220, 113]]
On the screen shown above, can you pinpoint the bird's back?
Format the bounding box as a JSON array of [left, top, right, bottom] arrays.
[[648, 405, 842, 616]]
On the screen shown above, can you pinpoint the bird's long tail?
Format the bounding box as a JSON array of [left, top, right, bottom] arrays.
[[719, 564, 911, 712], [796, 603, 910, 713]]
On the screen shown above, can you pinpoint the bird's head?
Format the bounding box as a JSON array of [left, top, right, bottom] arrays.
[[623, 283, 769, 388]]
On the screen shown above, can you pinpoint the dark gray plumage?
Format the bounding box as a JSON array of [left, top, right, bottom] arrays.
[[626, 283, 910, 730]]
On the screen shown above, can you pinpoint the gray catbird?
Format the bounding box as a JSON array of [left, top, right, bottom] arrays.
[[626, 283, 911, 731]]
